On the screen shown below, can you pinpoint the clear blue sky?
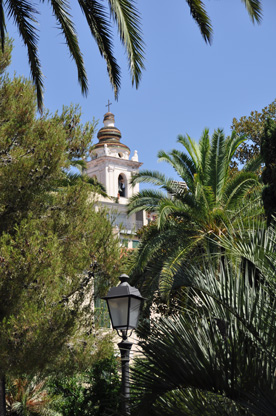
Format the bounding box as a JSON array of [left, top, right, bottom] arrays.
[[5, 0, 276, 179]]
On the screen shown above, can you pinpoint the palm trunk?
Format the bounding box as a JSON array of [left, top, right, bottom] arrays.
[[0, 375, 6, 416]]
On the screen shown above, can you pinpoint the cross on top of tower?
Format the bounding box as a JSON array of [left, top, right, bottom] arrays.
[[106, 99, 112, 112]]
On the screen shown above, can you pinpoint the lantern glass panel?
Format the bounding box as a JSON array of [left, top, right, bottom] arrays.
[[129, 297, 141, 329], [108, 297, 129, 329]]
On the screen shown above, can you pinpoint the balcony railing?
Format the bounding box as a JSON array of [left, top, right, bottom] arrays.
[[113, 219, 143, 232]]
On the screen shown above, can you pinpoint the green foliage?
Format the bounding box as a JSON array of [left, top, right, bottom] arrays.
[[0, 73, 122, 378], [48, 350, 120, 416], [6, 376, 60, 416], [0, 38, 12, 75], [185, 0, 262, 45], [131, 220, 276, 416], [0, 0, 145, 111], [231, 98, 276, 165], [0, 1, 263, 111], [261, 118, 276, 225], [128, 129, 262, 303]]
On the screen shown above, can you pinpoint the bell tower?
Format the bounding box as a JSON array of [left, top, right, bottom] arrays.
[[86, 109, 146, 240], [86, 110, 141, 202]]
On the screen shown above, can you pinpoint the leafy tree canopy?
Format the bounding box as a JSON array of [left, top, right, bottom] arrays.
[[261, 118, 276, 225], [231, 99, 276, 166], [0, 57, 122, 380]]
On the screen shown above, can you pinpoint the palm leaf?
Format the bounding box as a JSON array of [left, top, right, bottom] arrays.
[[50, 0, 88, 95], [224, 131, 246, 164], [130, 170, 170, 187], [0, 1, 6, 51], [198, 128, 210, 181], [177, 134, 201, 169], [128, 189, 168, 214], [223, 171, 260, 210], [78, 0, 121, 97], [158, 149, 195, 189], [131, 254, 276, 415], [108, 0, 145, 88], [6, 0, 43, 111], [185, 0, 213, 44], [241, 0, 262, 23], [207, 129, 226, 200]]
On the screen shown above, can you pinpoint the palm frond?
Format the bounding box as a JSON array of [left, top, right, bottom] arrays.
[[217, 216, 276, 281], [185, 0, 213, 44], [50, 0, 88, 95], [177, 134, 201, 169], [78, 0, 121, 97], [128, 189, 168, 214], [158, 149, 194, 189], [159, 233, 207, 298], [130, 170, 176, 191], [207, 129, 226, 199], [108, 0, 145, 88], [198, 128, 210, 180], [6, 0, 43, 111], [241, 0, 262, 23], [224, 131, 246, 164], [0, 1, 6, 51], [195, 183, 215, 212], [157, 198, 186, 228], [131, 253, 276, 415], [223, 171, 260, 210]]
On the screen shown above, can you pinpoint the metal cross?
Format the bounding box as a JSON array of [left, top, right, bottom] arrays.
[[106, 99, 112, 112]]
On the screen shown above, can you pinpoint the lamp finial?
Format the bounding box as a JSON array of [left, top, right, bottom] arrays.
[[119, 274, 129, 283]]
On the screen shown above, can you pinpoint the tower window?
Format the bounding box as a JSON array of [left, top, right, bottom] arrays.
[[118, 174, 126, 197], [118, 152, 123, 158]]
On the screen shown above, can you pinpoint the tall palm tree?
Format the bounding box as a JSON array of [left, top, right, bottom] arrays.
[[130, 220, 276, 416], [0, 0, 145, 112], [128, 129, 262, 298]]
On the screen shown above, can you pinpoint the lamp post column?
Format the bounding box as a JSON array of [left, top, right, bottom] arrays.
[[118, 339, 133, 415]]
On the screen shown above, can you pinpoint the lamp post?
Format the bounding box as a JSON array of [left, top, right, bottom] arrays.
[[103, 274, 144, 415]]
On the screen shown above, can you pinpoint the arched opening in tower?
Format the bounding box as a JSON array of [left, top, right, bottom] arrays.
[[118, 174, 126, 197]]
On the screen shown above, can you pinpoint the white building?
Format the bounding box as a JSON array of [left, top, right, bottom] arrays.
[[86, 110, 147, 249]]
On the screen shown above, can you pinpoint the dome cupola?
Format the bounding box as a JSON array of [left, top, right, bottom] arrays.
[[92, 108, 130, 159]]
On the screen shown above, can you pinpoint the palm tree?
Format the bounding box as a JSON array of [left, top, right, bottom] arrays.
[[0, 0, 145, 112], [130, 220, 276, 416], [128, 129, 262, 298]]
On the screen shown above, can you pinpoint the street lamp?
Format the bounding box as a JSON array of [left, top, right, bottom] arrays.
[[103, 274, 144, 415]]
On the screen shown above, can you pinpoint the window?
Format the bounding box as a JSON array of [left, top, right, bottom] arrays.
[[118, 174, 126, 197], [132, 240, 139, 249], [120, 239, 128, 248]]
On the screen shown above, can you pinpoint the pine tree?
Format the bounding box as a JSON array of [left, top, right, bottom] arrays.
[[0, 51, 122, 414]]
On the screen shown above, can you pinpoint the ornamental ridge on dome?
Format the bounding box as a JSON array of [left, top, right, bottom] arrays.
[[94, 110, 130, 153]]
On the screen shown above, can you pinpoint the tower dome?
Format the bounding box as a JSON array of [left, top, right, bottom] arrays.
[[92, 111, 130, 159]]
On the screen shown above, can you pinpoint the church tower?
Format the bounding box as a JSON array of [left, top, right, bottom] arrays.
[[86, 108, 146, 246]]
